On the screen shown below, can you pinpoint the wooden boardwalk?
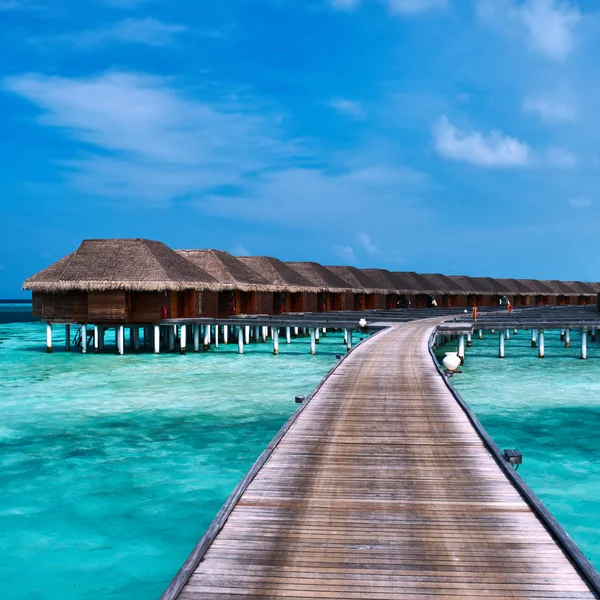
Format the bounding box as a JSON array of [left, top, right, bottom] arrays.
[[166, 319, 598, 599]]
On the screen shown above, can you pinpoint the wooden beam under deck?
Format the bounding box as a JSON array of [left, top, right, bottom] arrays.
[[162, 318, 600, 600]]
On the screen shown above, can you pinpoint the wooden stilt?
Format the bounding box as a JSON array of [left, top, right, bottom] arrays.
[[286, 327, 291, 344], [204, 324, 211, 351], [581, 329, 587, 359], [168, 326, 175, 352], [238, 327, 244, 354], [214, 325, 219, 348], [565, 328, 571, 348], [180, 325, 187, 355], [244, 326, 250, 345], [310, 329, 316, 355], [273, 328, 279, 355], [347, 329, 352, 351], [458, 335, 465, 365], [531, 329, 537, 348], [94, 325, 99, 354], [118, 325, 124, 355], [499, 331, 505, 358], [223, 326, 228, 345], [539, 330, 545, 358], [154, 325, 160, 354], [315, 328, 320, 344], [81, 324, 88, 354]]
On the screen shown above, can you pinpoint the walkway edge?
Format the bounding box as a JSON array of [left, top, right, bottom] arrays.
[[428, 327, 600, 597], [159, 328, 386, 600]]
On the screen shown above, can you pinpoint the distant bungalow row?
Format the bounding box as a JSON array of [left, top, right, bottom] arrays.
[[24, 238, 599, 324]]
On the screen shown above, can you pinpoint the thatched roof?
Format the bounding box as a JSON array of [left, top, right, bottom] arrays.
[[419, 273, 466, 294], [447, 275, 489, 295], [540, 280, 579, 295], [496, 278, 535, 295], [472, 277, 513, 295], [360, 269, 413, 293], [325, 266, 388, 294], [237, 256, 316, 293], [393, 272, 438, 294], [287, 262, 360, 293], [23, 239, 219, 293], [566, 281, 597, 295], [177, 250, 274, 292], [517, 279, 555, 295]]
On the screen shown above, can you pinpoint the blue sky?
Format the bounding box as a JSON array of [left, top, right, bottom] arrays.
[[1, 0, 599, 297]]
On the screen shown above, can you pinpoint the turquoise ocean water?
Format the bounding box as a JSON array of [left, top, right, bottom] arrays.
[[439, 328, 600, 569], [0, 305, 343, 599]]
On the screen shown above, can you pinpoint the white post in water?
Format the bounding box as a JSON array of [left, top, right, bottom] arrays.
[[560, 329, 566, 341], [539, 330, 545, 358], [237, 327, 244, 354], [223, 326, 228, 345], [343, 328, 348, 344], [505, 329, 510, 340], [203, 324, 211, 350], [467, 333, 472, 347], [347, 329, 353, 351], [254, 326, 260, 342], [310, 328, 316, 355], [458, 335, 465, 365], [499, 331, 505, 359], [581, 329, 587, 359], [478, 329, 483, 340], [531, 329, 537, 348], [94, 325, 99, 354], [294, 327, 299, 337], [262, 326, 268, 343], [514, 329, 518, 335], [65, 324, 71, 351], [565, 328, 571, 348], [46, 323, 53, 353], [180, 325, 187, 354], [315, 327, 320, 344], [244, 325, 250, 345], [118, 325, 124, 355], [81, 324, 88, 354], [193, 325, 199, 352], [214, 325, 219, 348], [154, 325, 160, 354], [286, 327, 291, 344], [273, 328, 279, 355]]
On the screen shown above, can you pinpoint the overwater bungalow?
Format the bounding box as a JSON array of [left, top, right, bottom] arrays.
[[177, 250, 274, 317], [324, 266, 387, 310], [471, 277, 514, 306], [517, 279, 555, 305], [493, 278, 535, 306], [447, 275, 491, 307], [360, 269, 412, 308], [418, 274, 468, 307], [237, 256, 317, 313], [286, 262, 357, 311], [24, 238, 219, 323], [565, 281, 597, 305]]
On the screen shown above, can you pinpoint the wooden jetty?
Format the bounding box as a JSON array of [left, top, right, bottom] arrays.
[[162, 318, 600, 600]]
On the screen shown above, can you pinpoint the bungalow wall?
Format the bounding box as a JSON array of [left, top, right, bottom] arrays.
[[33, 292, 88, 322], [364, 294, 386, 310], [235, 291, 273, 315]]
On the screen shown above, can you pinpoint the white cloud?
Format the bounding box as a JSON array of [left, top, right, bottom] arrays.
[[333, 245, 357, 263], [59, 18, 187, 48], [523, 94, 576, 122], [330, 98, 364, 119], [329, 0, 446, 15], [568, 196, 592, 209], [232, 243, 250, 256], [545, 146, 578, 168], [3, 71, 294, 203], [357, 232, 379, 255], [477, 0, 581, 61], [433, 115, 531, 167]]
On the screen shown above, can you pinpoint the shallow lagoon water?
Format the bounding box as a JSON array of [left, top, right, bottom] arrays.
[[440, 327, 600, 569], [0, 305, 343, 599]]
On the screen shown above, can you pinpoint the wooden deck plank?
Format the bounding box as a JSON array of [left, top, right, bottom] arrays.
[[166, 320, 598, 599]]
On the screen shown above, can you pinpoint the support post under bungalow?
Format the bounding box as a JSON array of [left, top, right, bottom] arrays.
[[347, 329, 353, 351], [193, 325, 200, 352], [214, 325, 219, 348], [98, 326, 104, 350], [565, 328, 571, 348], [65, 324, 71, 351], [592, 328, 596, 343], [581, 329, 587, 360], [180, 325, 187, 355], [322, 327, 326, 336], [343, 328, 348, 345], [467, 333, 472, 347], [46, 323, 52, 353], [254, 326, 260, 342], [499, 331, 505, 359], [81, 324, 88, 354], [118, 325, 124, 355], [133, 328, 140, 351], [223, 326, 228, 345], [538, 330, 545, 358], [531, 329, 537, 348], [286, 327, 291, 344], [478, 329, 483, 340], [505, 329, 510, 341], [154, 325, 160, 354], [294, 327, 299, 338], [310, 328, 316, 355], [168, 326, 175, 352], [244, 326, 250, 345], [458, 334, 465, 365], [94, 325, 100, 354], [238, 327, 244, 354], [273, 328, 279, 355], [315, 327, 320, 344], [203, 324, 211, 351]]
